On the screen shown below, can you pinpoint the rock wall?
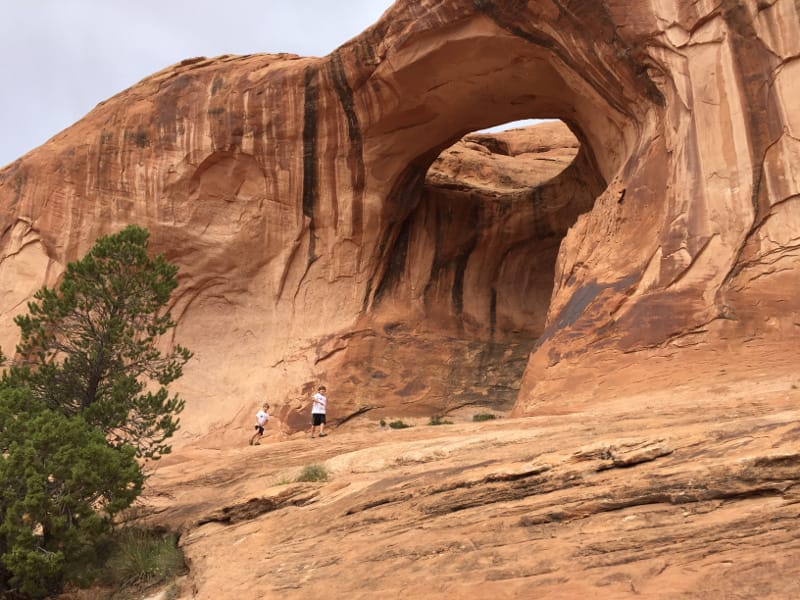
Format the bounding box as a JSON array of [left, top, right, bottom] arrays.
[[1, 0, 798, 440]]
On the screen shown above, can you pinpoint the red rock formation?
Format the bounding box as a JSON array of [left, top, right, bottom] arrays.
[[4, 2, 800, 598], [139, 387, 800, 599], [1, 1, 799, 442], [316, 122, 601, 429]]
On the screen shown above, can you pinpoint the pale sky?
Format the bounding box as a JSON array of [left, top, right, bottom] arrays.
[[0, 1, 396, 167]]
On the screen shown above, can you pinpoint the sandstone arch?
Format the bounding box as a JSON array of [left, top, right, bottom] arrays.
[[342, 120, 603, 422], [1, 1, 798, 442]]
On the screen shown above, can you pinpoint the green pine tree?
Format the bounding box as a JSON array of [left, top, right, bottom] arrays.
[[10, 224, 192, 459], [0, 225, 191, 596], [0, 385, 143, 598]]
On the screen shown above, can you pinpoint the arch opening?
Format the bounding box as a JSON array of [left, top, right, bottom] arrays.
[[417, 119, 599, 342], [349, 119, 607, 418], [329, 14, 647, 421]]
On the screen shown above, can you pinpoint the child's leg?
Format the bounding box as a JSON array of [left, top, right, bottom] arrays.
[[249, 426, 261, 445]]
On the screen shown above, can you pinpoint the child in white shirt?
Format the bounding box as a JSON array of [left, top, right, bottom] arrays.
[[249, 402, 270, 446], [310, 386, 327, 438]]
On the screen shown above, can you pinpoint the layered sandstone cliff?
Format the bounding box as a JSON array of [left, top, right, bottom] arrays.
[[1, 0, 798, 441]]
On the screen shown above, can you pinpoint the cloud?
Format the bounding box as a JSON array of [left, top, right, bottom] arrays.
[[0, 0, 394, 167]]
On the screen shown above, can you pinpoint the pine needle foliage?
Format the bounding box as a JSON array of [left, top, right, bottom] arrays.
[[10, 225, 192, 460], [0, 225, 191, 597]]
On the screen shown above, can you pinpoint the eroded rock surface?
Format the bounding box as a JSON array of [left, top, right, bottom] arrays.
[[3, 1, 800, 597], [136, 383, 800, 599], [0, 1, 798, 441]]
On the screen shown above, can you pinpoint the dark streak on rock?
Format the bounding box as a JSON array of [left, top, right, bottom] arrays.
[[328, 51, 365, 239], [328, 53, 362, 149], [719, 0, 783, 286], [722, 0, 782, 214], [373, 218, 411, 307], [302, 65, 319, 263], [489, 287, 497, 338], [534, 274, 639, 350], [451, 237, 478, 320], [197, 489, 318, 525], [422, 198, 480, 325], [10, 164, 27, 210], [333, 405, 383, 428], [367, 165, 428, 310]]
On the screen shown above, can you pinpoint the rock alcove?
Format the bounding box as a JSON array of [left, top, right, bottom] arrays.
[[329, 119, 605, 420], [301, 8, 639, 426]]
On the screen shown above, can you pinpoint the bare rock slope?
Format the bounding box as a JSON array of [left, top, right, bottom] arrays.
[[139, 381, 800, 599]]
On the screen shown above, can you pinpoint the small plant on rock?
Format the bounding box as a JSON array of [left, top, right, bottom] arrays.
[[388, 420, 412, 429], [101, 527, 185, 590], [472, 413, 498, 422], [297, 464, 328, 482], [428, 415, 452, 426]]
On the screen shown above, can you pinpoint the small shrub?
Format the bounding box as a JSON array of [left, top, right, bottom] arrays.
[[428, 415, 452, 426], [472, 413, 497, 422], [379, 418, 387, 427], [297, 463, 328, 482], [388, 420, 411, 429], [101, 527, 185, 589]]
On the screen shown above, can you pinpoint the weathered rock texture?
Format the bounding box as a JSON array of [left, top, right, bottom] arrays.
[[2, 0, 799, 442], [132, 380, 800, 599], [4, 1, 800, 598]]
